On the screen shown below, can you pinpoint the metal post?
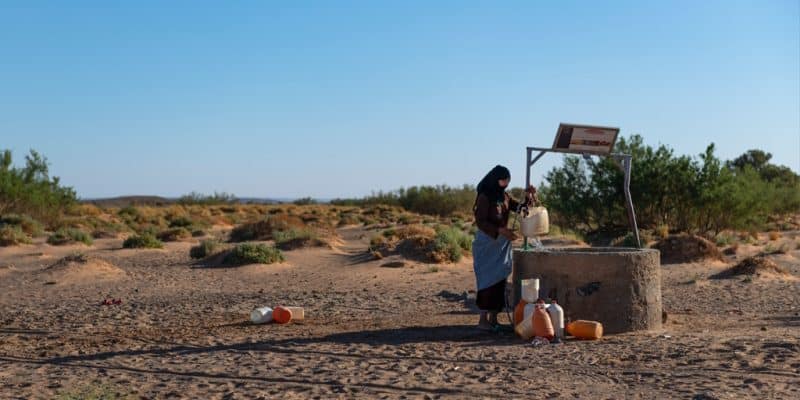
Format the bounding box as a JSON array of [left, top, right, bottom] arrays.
[[524, 148, 531, 249], [621, 155, 641, 248], [523, 147, 640, 249]]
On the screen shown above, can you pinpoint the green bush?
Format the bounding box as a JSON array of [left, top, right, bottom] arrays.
[[611, 232, 639, 248], [273, 228, 315, 244], [122, 234, 163, 249], [432, 226, 472, 263], [331, 184, 477, 217], [47, 228, 93, 246], [223, 243, 284, 265], [273, 228, 326, 250], [292, 197, 318, 205], [177, 191, 237, 205], [0, 214, 44, 237], [0, 225, 31, 246], [117, 206, 140, 220], [540, 135, 800, 238], [168, 216, 194, 228], [190, 239, 221, 259], [0, 149, 77, 228], [229, 215, 304, 242]]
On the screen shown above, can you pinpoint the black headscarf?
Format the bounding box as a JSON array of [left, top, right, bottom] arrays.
[[476, 165, 510, 205]]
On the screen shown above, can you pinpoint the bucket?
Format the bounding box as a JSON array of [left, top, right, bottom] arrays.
[[520, 207, 549, 237], [520, 278, 540, 303]]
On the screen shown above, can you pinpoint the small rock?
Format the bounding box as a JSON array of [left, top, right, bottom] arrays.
[[760, 326, 767, 331]]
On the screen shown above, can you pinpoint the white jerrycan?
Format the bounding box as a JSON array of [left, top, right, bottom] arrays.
[[547, 301, 564, 339], [520, 206, 549, 237]]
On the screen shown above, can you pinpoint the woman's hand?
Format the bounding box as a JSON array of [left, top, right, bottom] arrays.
[[498, 227, 518, 241], [525, 185, 538, 204]]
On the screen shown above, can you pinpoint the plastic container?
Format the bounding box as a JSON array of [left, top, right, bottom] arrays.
[[532, 304, 554, 340], [272, 306, 293, 324], [250, 306, 273, 324], [520, 278, 540, 303], [520, 206, 549, 237], [547, 301, 564, 339], [515, 314, 535, 340], [566, 320, 603, 340], [514, 301, 528, 325], [283, 306, 304, 321]]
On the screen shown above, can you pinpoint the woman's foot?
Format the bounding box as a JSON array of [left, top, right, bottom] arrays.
[[477, 312, 494, 331], [488, 311, 513, 332]]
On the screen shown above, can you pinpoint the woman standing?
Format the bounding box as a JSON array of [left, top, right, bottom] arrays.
[[472, 165, 536, 331]]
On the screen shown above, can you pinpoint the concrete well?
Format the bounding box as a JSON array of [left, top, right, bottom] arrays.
[[511, 247, 662, 334]]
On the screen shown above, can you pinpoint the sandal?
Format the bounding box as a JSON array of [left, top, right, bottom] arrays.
[[491, 323, 514, 333]]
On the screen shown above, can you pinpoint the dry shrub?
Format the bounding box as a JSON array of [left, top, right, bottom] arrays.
[[768, 231, 781, 241], [77, 204, 103, 216], [651, 234, 723, 264], [386, 224, 436, 241], [273, 228, 330, 251], [337, 213, 361, 227], [655, 224, 670, 239], [711, 256, 789, 279], [157, 227, 192, 242], [371, 224, 469, 263], [722, 243, 738, 256], [229, 215, 305, 242]]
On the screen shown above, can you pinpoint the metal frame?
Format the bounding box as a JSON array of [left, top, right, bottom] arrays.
[[525, 146, 641, 248]]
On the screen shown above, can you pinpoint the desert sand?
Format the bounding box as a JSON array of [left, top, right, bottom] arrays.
[[1, 226, 799, 399]]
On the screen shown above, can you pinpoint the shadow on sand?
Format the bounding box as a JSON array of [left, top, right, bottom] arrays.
[[1, 325, 518, 396]]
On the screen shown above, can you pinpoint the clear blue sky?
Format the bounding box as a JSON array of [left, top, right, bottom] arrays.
[[2, 1, 798, 199]]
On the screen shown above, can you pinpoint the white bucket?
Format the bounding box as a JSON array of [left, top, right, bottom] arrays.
[[521, 278, 540, 303], [520, 206, 549, 237], [250, 306, 274, 324]]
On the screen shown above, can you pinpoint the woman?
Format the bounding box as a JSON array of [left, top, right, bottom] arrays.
[[472, 165, 536, 331]]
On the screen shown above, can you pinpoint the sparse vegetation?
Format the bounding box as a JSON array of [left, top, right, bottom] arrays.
[[0, 225, 31, 246], [56, 383, 134, 400], [714, 232, 737, 247], [122, 234, 163, 249], [190, 239, 221, 259], [0, 214, 44, 237], [540, 136, 800, 240], [331, 184, 477, 217], [431, 226, 472, 263], [223, 243, 284, 265], [763, 242, 791, 255], [229, 215, 305, 242], [611, 232, 640, 248], [47, 228, 93, 246], [157, 227, 192, 242], [273, 228, 327, 250], [168, 216, 194, 228], [177, 191, 237, 205], [0, 149, 78, 228]]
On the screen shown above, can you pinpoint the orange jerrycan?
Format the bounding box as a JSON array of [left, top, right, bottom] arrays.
[[514, 301, 528, 325], [272, 306, 293, 324], [566, 320, 603, 340], [532, 304, 554, 340]]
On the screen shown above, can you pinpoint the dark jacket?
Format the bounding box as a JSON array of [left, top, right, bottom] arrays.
[[474, 192, 526, 239]]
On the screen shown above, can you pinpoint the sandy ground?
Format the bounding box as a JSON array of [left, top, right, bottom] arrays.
[[1, 227, 799, 399]]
